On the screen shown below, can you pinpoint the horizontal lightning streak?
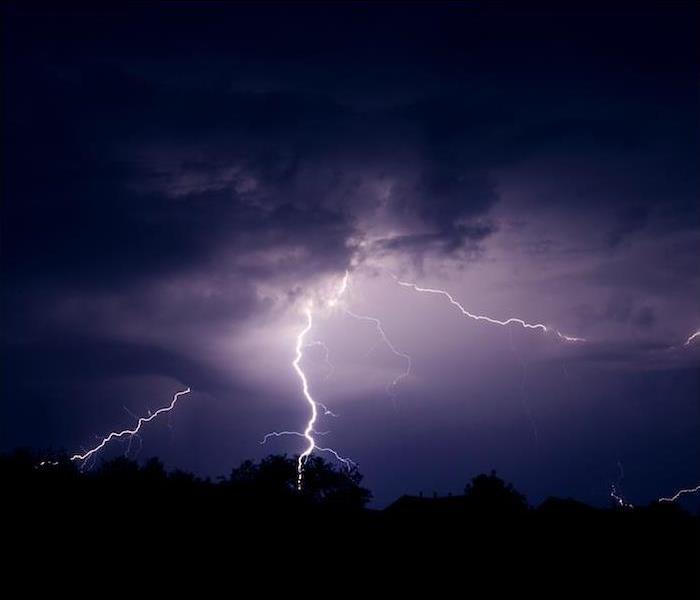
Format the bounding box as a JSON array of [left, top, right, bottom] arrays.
[[395, 279, 585, 342], [659, 484, 700, 503]]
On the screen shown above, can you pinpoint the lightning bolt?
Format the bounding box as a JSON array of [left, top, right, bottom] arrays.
[[31, 257, 695, 503], [658, 483, 700, 503], [350, 272, 700, 506], [610, 460, 633, 508], [395, 278, 585, 343], [292, 304, 318, 489], [344, 308, 411, 395], [317, 401, 339, 418], [262, 272, 356, 489], [393, 277, 700, 505], [282, 302, 355, 489], [335, 270, 411, 396], [264, 269, 411, 488], [684, 330, 700, 346], [39, 387, 191, 468], [260, 431, 355, 469], [610, 484, 634, 509]]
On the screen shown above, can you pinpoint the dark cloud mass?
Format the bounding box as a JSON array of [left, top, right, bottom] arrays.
[[2, 2, 699, 507]]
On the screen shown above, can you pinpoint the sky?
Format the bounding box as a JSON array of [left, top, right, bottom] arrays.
[[2, 1, 699, 508]]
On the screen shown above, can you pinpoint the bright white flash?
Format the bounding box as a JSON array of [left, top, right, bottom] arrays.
[[395, 278, 585, 343], [40, 387, 191, 467]]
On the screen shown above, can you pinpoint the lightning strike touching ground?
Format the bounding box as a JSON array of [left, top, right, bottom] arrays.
[[288, 300, 354, 488], [39, 387, 191, 467], [395, 279, 586, 343], [263, 272, 356, 490], [658, 483, 700, 503], [292, 304, 318, 489], [263, 268, 410, 478]]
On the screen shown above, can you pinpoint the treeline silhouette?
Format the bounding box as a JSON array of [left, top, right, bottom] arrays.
[[3, 450, 697, 591]]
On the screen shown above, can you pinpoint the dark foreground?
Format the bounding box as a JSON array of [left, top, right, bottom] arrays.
[[4, 451, 698, 593]]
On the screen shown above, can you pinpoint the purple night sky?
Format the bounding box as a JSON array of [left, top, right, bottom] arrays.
[[2, 2, 698, 508]]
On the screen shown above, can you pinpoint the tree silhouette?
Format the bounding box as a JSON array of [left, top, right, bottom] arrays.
[[463, 470, 528, 513], [2, 448, 698, 592], [298, 455, 372, 510], [227, 454, 371, 509]]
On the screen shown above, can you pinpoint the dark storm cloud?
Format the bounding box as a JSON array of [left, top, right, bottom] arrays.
[[3, 0, 697, 355], [3, 70, 361, 294], [2, 335, 225, 391], [373, 223, 495, 267], [3, 3, 697, 321], [3, 70, 506, 318], [7, 2, 697, 294]]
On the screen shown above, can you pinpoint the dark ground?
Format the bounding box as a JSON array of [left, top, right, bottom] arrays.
[[4, 450, 697, 593]]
